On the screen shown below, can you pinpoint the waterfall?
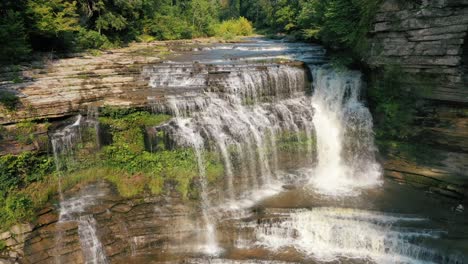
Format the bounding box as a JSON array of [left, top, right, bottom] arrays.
[[51, 115, 83, 171], [308, 67, 382, 196], [166, 96, 222, 255], [78, 215, 109, 264], [250, 208, 464, 264], [57, 187, 109, 264], [148, 63, 316, 204], [51, 113, 107, 263]]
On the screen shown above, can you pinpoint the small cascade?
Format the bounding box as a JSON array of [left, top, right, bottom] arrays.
[[308, 67, 382, 196], [56, 185, 109, 264], [249, 208, 464, 264], [147, 62, 316, 206], [78, 215, 109, 264], [170, 115, 221, 255], [51, 115, 83, 171], [51, 113, 106, 263]]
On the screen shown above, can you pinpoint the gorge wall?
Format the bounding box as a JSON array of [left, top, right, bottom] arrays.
[[367, 0, 468, 200], [368, 0, 468, 103]]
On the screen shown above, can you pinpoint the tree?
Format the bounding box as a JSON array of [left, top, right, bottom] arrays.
[[0, 11, 31, 63], [27, 0, 79, 36]]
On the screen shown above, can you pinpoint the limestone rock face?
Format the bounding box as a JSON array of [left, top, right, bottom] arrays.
[[0, 43, 163, 125], [0, 182, 199, 264], [368, 0, 468, 103], [368, 0, 468, 197]]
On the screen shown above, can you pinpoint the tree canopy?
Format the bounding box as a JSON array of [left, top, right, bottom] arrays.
[[0, 0, 380, 64]]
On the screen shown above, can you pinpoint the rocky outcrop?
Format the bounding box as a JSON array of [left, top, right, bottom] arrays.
[[368, 0, 468, 199], [0, 182, 201, 264], [368, 0, 468, 103]]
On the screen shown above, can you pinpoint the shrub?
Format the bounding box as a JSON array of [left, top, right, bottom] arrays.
[[147, 15, 194, 40], [15, 120, 36, 145], [0, 90, 20, 110], [214, 17, 254, 39], [4, 193, 34, 221], [0, 152, 54, 197], [368, 65, 431, 141], [76, 29, 111, 50]]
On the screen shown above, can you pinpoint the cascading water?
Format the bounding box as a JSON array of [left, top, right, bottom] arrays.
[[308, 67, 382, 196], [249, 207, 464, 264], [51, 113, 108, 264], [147, 64, 316, 203], [44, 39, 467, 264], [58, 186, 109, 264]]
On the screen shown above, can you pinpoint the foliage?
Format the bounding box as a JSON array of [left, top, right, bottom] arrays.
[[0, 90, 20, 110], [146, 15, 194, 40], [0, 192, 35, 230], [26, 0, 79, 36], [100, 111, 223, 199], [99, 111, 171, 130], [76, 29, 111, 50], [0, 152, 55, 198], [0, 240, 6, 251], [0, 11, 31, 63], [296, 0, 381, 54], [214, 17, 254, 39], [15, 120, 36, 145], [367, 65, 430, 140], [0, 0, 258, 65], [4, 193, 34, 221]]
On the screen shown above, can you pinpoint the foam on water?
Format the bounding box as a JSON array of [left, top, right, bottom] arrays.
[[252, 207, 463, 264], [308, 67, 382, 196]]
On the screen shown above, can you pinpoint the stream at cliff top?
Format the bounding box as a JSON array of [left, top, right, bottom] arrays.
[[51, 38, 468, 264]]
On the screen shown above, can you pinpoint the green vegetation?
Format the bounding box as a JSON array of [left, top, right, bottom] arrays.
[[99, 110, 223, 198], [0, 109, 225, 230], [214, 17, 254, 40], [276, 131, 316, 153], [0, 152, 54, 228], [0, 90, 20, 110], [367, 65, 434, 143], [0, 0, 256, 64], [0, 240, 6, 251]]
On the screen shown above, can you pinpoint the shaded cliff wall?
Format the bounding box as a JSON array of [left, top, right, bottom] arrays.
[[368, 0, 468, 103], [367, 0, 468, 199]]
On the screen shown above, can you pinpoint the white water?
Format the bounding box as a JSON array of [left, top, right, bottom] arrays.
[[168, 104, 222, 256], [51, 115, 83, 171], [78, 215, 109, 264], [51, 115, 107, 264], [57, 190, 108, 264], [308, 67, 382, 196], [46, 39, 466, 263], [252, 207, 463, 264]]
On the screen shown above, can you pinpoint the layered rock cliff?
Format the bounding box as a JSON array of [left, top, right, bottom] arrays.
[[368, 0, 468, 200], [368, 0, 468, 103]]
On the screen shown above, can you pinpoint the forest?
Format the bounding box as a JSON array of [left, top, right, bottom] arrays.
[[0, 0, 379, 64]]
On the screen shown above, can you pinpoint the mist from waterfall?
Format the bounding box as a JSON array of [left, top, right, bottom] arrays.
[[308, 67, 382, 196]]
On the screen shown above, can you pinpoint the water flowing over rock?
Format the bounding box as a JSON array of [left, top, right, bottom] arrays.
[[308, 67, 382, 196], [248, 207, 465, 264], [2, 39, 467, 264]]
